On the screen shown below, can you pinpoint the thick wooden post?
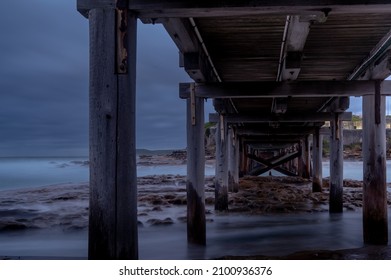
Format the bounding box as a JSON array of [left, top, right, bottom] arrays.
[[228, 127, 239, 192], [88, 7, 138, 259], [306, 136, 312, 177], [233, 132, 240, 191], [298, 139, 307, 178], [362, 81, 388, 245], [215, 115, 229, 211], [186, 94, 206, 245], [239, 138, 247, 177], [312, 128, 323, 192], [329, 114, 343, 213]]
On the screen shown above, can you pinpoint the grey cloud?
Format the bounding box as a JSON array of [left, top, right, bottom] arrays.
[[0, 1, 203, 156]]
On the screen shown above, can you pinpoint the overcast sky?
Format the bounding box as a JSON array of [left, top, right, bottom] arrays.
[[0, 1, 376, 157], [0, 0, 216, 157]]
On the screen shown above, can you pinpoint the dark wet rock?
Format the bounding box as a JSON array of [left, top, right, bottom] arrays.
[[217, 246, 391, 260], [146, 218, 174, 226]]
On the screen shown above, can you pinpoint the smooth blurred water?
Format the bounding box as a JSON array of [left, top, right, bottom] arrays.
[[0, 157, 216, 191], [1, 210, 390, 259], [1, 157, 391, 259]]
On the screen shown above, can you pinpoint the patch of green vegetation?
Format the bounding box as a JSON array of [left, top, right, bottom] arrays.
[[351, 115, 362, 122], [204, 122, 215, 137]]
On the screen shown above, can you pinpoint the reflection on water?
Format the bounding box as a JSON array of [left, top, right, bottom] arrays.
[[2, 210, 390, 259]]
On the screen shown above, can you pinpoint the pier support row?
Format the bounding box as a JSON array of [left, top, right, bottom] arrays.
[[88, 8, 138, 259], [362, 82, 388, 245]]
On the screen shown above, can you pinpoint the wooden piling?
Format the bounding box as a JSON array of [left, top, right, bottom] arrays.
[[186, 94, 206, 245], [239, 138, 247, 177], [362, 81, 388, 245], [312, 128, 323, 192], [228, 127, 239, 192], [329, 114, 343, 213], [88, 8, 138, 259], [215, 115, 229, 211]]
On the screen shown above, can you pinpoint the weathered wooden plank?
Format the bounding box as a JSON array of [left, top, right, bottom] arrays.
[[215, 116, 229, 211], [180, 81, 391, 99], [329, 114, 343, 213], [186, 95, 206, 245], [362, 81, 388, 245], [312, 129, 323, 192], [88, 8, 138, 260], [209, 112, 352, 123]]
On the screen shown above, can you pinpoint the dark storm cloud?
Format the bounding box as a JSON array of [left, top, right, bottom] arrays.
[[0, 1, 214, 156], [0, 1, 89, 156]]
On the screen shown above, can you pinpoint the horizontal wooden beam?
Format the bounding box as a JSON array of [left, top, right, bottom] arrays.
[[236, 127, 318, 136], [180, 81, 391, 99], [132, 1, 391, 19], [78, 0, 391, 18], [209, 112, 352, 123]]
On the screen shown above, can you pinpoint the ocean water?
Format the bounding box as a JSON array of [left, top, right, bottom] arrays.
[[0, 157, 216, 191], [0, 157, 390, 259]]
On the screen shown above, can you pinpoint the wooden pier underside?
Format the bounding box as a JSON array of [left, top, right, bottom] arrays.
[[78, 0, 391, 259]]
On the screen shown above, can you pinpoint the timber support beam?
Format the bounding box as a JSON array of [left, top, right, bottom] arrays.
[[362, 81, 388, 245], [215, 115, 229, 211], [329, 113, 343, 213], [312, 128, 323, 192], [88, 5, 138, 259], [185, 93, 206, 245]]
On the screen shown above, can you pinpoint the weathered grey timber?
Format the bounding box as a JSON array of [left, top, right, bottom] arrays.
[[186, 95, 206, 245], [88, 7, 138, 259], [329, 114, 343, 213], [215, 116, 229, 211], [298, 138, 311, 179], [312, 129, 323, 192], [227, 127, 239, 192], [362, 82, 388, 245]]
